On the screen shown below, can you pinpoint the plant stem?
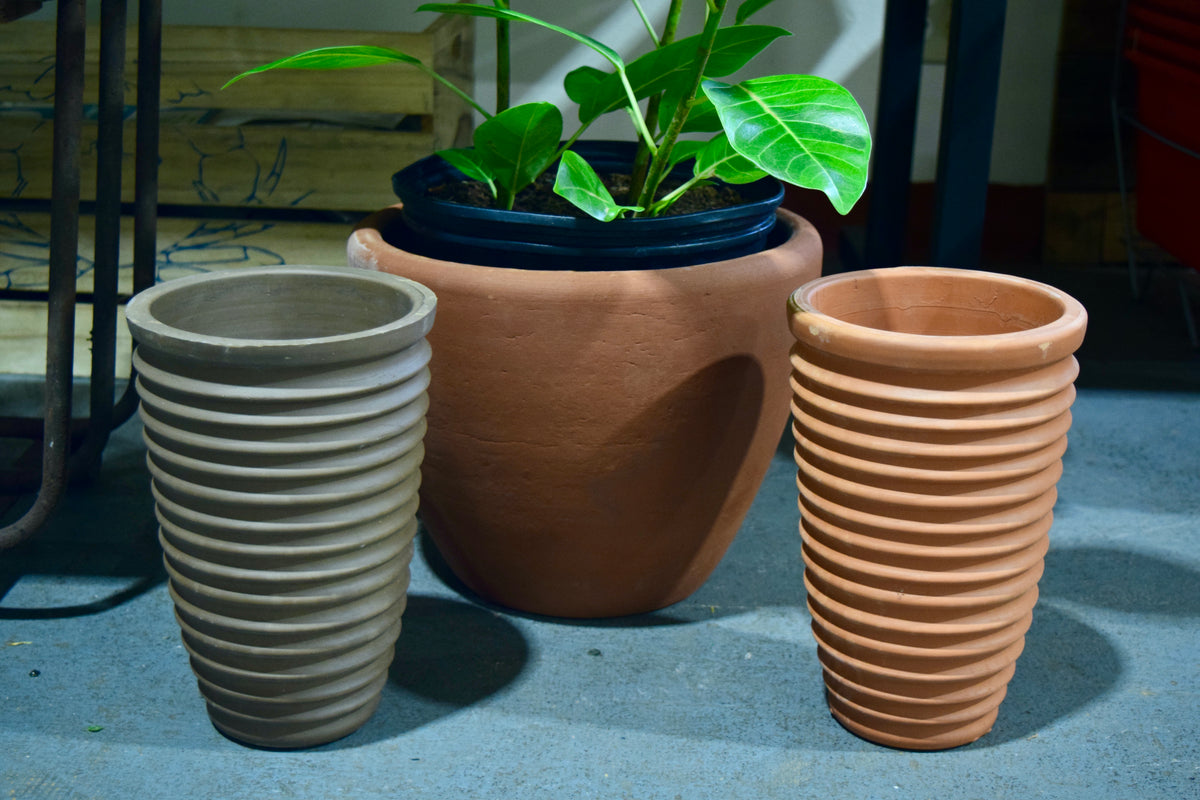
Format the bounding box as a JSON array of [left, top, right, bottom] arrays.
[[619, 71, 658, 152], [494, 0, 510, 112], [629, 0, 684, 201], [635, 0, 728, 214], [630, 0, 659, 44]]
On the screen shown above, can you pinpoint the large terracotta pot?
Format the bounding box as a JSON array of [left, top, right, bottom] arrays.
[[787, 266, 1087, 750], [125, 266, 436, 748], [349, 206, 822, 618]]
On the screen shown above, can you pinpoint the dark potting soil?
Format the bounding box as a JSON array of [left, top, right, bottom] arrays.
[[426, 169, 747, 218]]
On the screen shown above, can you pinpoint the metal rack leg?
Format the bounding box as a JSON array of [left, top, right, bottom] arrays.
[[0, 0, 85, 549], [1, 0, 161, 548], [75, 0, 126, 481]]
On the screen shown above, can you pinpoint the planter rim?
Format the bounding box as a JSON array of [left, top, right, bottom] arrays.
[[351, 205, 808, 294], [788, 267, 1087, 370], [389, 141, 785, 269], [126, 265, 437, 367]]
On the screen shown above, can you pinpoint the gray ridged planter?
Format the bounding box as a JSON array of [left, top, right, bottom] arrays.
[[125, 266, 436, 749]]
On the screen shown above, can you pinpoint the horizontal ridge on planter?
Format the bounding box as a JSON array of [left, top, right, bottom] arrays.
[[126, 266, 436, 749], [788, 266, 1086, 750]]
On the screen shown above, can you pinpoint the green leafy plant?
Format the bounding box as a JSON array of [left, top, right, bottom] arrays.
[[225, 0, 871, 221]]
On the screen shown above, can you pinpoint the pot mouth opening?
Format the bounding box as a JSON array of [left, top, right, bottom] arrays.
[[126, 267, 437, 365], [788, 267, 1088, 369], [148, 271, 412, 340], [799, 268, 1072, 338]]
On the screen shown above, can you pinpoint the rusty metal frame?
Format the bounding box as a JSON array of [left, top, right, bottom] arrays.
[[0, 0, 161, 548]]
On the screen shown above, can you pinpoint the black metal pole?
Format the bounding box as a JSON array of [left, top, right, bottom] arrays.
[[75, 0, 127, 480], [132, 0, 160, 296], [863, 0, 929, 269], [929, 0, 1007, 268], [1, 0, 86, 549]]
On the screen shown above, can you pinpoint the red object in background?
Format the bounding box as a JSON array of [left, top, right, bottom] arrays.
[[1123, 6, 1200, 271], [1129, 0, 1200, 27]]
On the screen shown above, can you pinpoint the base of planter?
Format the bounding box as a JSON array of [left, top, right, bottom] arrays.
[[206, 678, 387, 750], [828, 697, 1002, 752]]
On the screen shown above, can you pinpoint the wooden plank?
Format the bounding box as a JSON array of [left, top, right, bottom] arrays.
[[0, 116, 432, 210], [0, 14, 474, 209], [1, 211, 357, 377], [0, 19, 473, 115]]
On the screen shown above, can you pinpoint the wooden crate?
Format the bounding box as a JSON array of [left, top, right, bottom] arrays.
[[0, 14, 474, 211], [0, 12, 474, 376]]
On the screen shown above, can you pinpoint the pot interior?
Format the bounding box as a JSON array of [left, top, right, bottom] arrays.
[[806, 271, 1068, 337], [148, 271, 417, 342]]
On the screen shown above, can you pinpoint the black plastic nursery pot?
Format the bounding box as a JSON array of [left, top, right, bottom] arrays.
[[390, 140, 786, 270]]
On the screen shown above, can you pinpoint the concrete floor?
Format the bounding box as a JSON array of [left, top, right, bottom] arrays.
[[1, 264, 1198, 798]]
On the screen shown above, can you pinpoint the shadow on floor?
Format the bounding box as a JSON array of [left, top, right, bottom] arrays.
[[312, 593, 533, 749], [1041, 545, 1200, 616], [985, 603, 1122, 746]]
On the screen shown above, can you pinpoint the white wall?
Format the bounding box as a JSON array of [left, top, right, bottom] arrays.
[[32, 0, 1063, 185]]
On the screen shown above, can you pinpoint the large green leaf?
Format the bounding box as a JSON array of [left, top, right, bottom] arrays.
[[473, 102, 563, 206], [223, 45, 420, 88], [577, 25, 790, 124], [702, 75, 871, 215], [693, 134, 768, 184], [553, 151, 643, 221], [564, 65, 608, 106], [417, 4, 623, 68], [222, 44, 490, 119]]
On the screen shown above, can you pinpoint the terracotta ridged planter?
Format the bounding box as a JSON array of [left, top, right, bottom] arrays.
[[125, 266, 436, 748], [348, 205, 822, 618], [787, 267, 1087, 750]]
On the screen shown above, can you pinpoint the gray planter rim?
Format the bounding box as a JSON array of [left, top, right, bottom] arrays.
[[126, 265, 437, 367]]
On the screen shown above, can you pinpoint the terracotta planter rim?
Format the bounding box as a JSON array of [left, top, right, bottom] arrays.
[[788, 267, 1087, 370], [125, 265, 437, 367], [352, 205, 804, 291]]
